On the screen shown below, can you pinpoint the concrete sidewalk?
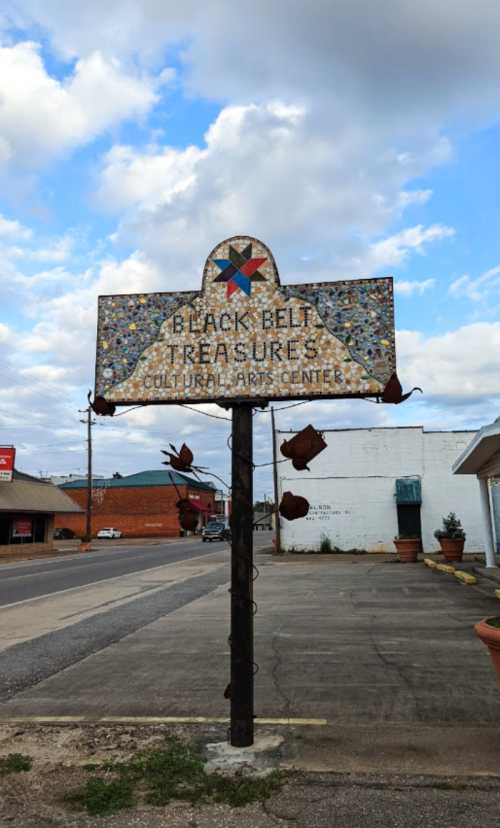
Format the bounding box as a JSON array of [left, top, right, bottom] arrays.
[[1, 554, 500, 776]]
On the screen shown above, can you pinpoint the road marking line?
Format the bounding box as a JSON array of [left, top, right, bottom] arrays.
[[0, 715, 327, 726]]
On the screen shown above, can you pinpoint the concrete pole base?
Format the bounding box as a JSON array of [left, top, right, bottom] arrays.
[[204, 735, 284, 777]]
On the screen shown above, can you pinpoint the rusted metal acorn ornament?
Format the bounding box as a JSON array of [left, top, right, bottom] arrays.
[[279, 491, 310, 521], [280, 424, 327, 471]]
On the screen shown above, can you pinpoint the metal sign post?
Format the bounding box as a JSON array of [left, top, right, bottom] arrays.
[[92, 235, 401, 748], [230, 403, 254, 746]]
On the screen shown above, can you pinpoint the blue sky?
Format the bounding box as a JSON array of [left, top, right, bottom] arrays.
[[1, 1, 500, 495]]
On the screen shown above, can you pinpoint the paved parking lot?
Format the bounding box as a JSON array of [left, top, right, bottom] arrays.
[[1, 553, 500, 774]]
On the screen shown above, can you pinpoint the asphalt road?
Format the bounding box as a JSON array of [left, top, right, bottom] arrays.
[[0, 532, 273, 607]]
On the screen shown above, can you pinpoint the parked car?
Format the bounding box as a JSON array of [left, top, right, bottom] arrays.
[[96, 527, 123, 539], [202, 521, 230, 542], [54, 527, 75, 540]]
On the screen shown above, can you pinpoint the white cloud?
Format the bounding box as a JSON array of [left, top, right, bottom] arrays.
[[0, 42, 159, 168], [449, 266, 500, 303], [13, 2, 500, 128], [363, 225, 455, 272], [397, 189, 433, 210], [335, 225, 454, 280], [397, 322, 500, 401], [20, 252, 162, 373], [97, 143, 202, 211], [22, 235, 74, 263], [0, 322, 11, 343], [395, 278, 435, 295], [0, 213, 32, 239], [19, 364, 70, 382], [3, 3, 500, 484], [95, 103, 451, 288]]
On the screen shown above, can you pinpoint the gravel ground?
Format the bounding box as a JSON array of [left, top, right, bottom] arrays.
[[2, 724, 500, 827]]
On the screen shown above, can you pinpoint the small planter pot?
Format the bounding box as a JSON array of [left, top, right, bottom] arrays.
[[438, 537, 465, 562], [394, 538, 421, 562], [474, 618, 500, 687]]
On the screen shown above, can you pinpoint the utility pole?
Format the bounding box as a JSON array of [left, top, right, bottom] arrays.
[[271, 407, 282, 555], [79, 405, 94, 544]]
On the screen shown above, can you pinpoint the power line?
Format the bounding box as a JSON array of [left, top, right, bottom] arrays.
[[253, 400, 311, 414], [180, 404, 231, 421]]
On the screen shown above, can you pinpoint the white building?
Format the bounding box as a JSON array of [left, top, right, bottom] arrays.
[[453, 416, 500, 567], [276, 426, 484, 554]]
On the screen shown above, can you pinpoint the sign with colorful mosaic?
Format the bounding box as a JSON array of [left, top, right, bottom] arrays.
[[95, 236, 396, 405]]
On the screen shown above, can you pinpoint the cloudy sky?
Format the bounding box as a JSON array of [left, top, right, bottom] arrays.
[[1, 1, 500, 497]]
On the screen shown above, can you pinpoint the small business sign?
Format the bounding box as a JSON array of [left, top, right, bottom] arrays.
[[12, 518, 32, 538], [0, 446, 15, 482], [95, 236, 396, 406]]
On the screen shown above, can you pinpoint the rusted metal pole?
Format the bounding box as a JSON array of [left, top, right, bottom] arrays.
[[230, 403, 254, 746], [271, 407, 282, 555]]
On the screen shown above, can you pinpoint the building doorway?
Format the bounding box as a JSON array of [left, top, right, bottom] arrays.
[[397, 504, 422, 539], [395, 478, 422, 539]]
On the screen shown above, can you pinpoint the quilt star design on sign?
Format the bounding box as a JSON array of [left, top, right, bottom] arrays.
[[212, 243, 267, 297]]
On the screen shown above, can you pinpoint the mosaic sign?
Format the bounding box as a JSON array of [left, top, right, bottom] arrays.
[[95, 236, 396, 405]]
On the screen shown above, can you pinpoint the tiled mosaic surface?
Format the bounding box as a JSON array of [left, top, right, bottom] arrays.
[[95, 236, 395, 404]]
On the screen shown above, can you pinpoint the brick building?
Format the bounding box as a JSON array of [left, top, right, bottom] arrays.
[[56, 470, 216, 539]]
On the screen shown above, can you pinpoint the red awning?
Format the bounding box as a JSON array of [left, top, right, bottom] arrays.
[[187, 500, 211, 513]]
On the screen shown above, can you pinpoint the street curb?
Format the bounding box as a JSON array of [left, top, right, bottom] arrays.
[[0, 715, 328, 727], [423, 558, 477, 585], [454, 571, 477, 585]]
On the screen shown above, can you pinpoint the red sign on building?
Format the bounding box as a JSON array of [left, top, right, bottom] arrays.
[[0, 446, 15, 482], [12, 519, 32, 538]]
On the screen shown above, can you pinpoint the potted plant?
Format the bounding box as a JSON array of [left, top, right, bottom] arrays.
[[434, 512, 466, 561], [474, 617, 500, 686], [393, 535, 421, 562]]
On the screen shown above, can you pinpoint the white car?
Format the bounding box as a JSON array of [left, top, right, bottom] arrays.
[[96, 527, 122, 539]]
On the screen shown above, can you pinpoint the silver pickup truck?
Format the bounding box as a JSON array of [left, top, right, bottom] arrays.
[[202, 521, 231, 542]]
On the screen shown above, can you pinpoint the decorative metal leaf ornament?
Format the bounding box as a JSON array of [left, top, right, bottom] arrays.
[[161, 442, 194, 472]]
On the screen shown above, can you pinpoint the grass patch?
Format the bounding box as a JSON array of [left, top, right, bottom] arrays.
[[0, 753, 32, 776], [65, 736, 286, 815], [66, 777, 134, 816]]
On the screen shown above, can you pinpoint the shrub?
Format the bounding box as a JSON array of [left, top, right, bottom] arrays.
[[319, 534, 333, 553], [434, 512, 466, 540]]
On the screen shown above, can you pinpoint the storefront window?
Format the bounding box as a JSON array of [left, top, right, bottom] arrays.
[[8, 515, 47, 544]]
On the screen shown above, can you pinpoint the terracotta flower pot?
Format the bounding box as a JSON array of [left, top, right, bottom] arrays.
[[394, 537, 421, 562], [474, 618, 500, 687], [438, 537, 465, 562]]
